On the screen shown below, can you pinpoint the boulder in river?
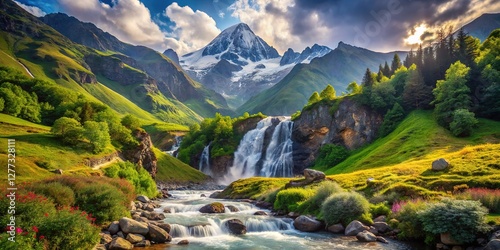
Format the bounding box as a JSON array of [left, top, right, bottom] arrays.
[[141, 211, 165, 221], [199, 202, 225, 213], [226, 205, 239, 212], [178, 239, 189, 245], [432, 158, 449, 171], [254, 211, 268, 216], [224, 219, 247, 235], [293, 215, 322, 232], [373, 222, 391, 233], [119, 217, 149, 235], [134, 240, 151, 247], [304, 169, 326, 182], [327, 223, 345, 234], [147, 224, 172, 243], [136, 195, 150, 203], [108, 221, 120, 235], [345, 220, 370, 236], [125, 233, 144, 244], [109, 237, 133, 250], [356, 230, 377, 242]]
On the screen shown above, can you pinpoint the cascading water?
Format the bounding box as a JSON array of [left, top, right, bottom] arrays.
[[199, 142, 212, 176], [166, 136, 182, 156], [221, 117, 294, 184], [158, 190, 410, 249]]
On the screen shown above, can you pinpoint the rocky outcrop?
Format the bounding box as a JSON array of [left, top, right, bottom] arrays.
[[292, 98, 383, 170], [84, 152, 119, 168], [124, 130, 157, 178]]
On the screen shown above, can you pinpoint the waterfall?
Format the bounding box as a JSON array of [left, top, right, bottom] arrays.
[[221, 117, 294, 184], [166, 136, 182, 156], [199, 142, 212, 176], [260, 120, 294, 177]]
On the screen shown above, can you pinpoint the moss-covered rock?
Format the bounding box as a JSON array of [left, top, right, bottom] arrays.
[[199, 202, 225, 213]]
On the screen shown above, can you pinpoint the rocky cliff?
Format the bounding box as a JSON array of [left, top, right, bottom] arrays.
[[292, 98, 383, 170], [124, 130, 158, 178]]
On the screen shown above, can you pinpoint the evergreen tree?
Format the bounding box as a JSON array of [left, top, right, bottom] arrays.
[[403, 65, 433, 110], [404, 49, 414, 68], [383, 61, 391, 76], [320, 84, 336, 101], [307, 92, 321, 105], [391, 54, 402, 74], [432, 61, 471, 127], [379, 103, 406, 137], [415, 44, 424, 69], [362, 68, 375, 87]]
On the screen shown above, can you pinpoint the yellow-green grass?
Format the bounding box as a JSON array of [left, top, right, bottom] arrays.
[[487, 214, 500, 225], [218, 177, 296, 199], [322, 111, 500, 175], [0, 115, 114, 181], [143, 123, 188, 150], [154, 148, 208, 183], [0, 50, 31, 77]]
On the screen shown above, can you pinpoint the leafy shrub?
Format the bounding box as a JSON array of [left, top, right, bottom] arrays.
[[28, 182, 75, 207], [321, 191, 370, 226], [450, 109, 478, 137], [75, 184, 130, 224], [314, 144, 350, 169], [379, 103, 405, 137], [0, 190, 56, 229], [370, 202, 391, 217], [274, 188, 314, 212], [391, 199, 429, 240], [419, 198, 490, 244], [459, 188, 500, 213], [0, 225, 46, 250], [104, 161, 158, 198], [38, 209, 100, 250], [298, 181, 343, 215]]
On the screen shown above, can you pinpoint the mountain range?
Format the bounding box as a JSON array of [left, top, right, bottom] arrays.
[[1, 0, 499, 121]]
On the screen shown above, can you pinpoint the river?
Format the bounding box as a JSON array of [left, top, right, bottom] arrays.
[[149, 190, 421, 250]]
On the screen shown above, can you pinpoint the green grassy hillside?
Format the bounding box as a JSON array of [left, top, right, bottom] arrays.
[[154, 148, 208, 183]]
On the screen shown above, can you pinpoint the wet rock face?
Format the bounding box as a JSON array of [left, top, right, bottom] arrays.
[[292, 98, 383, 171], [124, 130, 157, 178]]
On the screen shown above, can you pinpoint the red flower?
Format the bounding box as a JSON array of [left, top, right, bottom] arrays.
[[15, 227, 23, 234], [32, 226, 39, 233], [39, 235, 45, 240], [44, 213, 49, 217]]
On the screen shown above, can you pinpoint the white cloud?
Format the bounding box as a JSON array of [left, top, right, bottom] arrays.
[[229, 0, 331, 53], [14, 1, 46, 17], [164, 2, 221, 55]]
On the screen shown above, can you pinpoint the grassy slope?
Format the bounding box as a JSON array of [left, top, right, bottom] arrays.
[[154, 148, 207, 183], [221, 111, 500, 199]]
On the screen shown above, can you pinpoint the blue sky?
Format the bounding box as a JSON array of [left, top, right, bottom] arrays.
[[13, 0, 500, 55]]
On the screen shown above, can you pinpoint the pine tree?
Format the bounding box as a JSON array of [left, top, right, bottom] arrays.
[[320, 84, 336, 101], [403, 65, 432, 110], [307, 91, 321, 105], [383, 61, 391, 76], [362, 68, 375, 87], [391, 54, 402, 74], [379, 102, 406, 137]]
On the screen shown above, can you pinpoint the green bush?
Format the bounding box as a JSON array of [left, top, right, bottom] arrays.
[[391, 199, 429, 240], [28, 182, 75, 207], [450, 109, 478, 137], [274, 188, 314, 213], [0, 226, 45, 250], [104, 161, 158, 198], [314, 144, 350, 169], [321, 191, 370, 226], [370, 202, 391, 217], [379, 103, 405, 137], [75, 184, 130, 224], [38, 209, 100, 250], [298, 181, 343, 215], [419, 198, 490, 244]]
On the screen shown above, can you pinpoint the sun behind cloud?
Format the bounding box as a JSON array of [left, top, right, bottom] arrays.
[[405, 23, 427, 45]]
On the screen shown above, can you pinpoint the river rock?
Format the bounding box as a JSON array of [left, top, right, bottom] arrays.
[[126, 233, 144, 244], [356, 230, 377, 242], [485, 240, 500, 250], [116, 231, 125, 239], [109, 237, 133, 250], [225, 219, 247, 235], [374, 215, 386, 223], [199, 202, 225, 213], [108, 221, 120, 235], [345, 220, 370, 236], [288, 212, 300, 218], [136, 217, 149, 223], [163, 207, 172, 213], [134, 240, 151, 247], [141, 211, 165, 221], [136, 195, 150, 203], [254, 211, 268, 216], [327, 223, 345, 234], [100, 233, 113, 244], [226, 205, 239, 212], [377, 236, 389, 244], [256, 201, 272, 209], [201, 194, 206, 197], [178, 239, 189, 245], [155, 223, 171, 233], [209, 191, 221, 198], [304, 169, 326, 181], [373, 222, 391, 233], [491, 230, 500, 240], [144, 204, 155, 212], [293, 215, 322, 232], [94, 244, 107, 250], [119, 217, 149, 235], [147, 224, 172, 243], [432, 158, 449, 171]]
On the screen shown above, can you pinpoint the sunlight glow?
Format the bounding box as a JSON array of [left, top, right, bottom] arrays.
[[405, 24, 427, 45]]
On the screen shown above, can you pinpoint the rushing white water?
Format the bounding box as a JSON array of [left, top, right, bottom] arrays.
[[199, 143, 212, 176], [166, 136, 182, 156], [221, 117, 294, 184], [158, 190, 416, 250], [260, 119, 294, 177]]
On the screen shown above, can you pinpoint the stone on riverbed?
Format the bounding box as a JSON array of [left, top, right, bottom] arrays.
[[224, 219, 247, 235], [327, 223, 344, 234], [226, 205, 239, 212], [108, 221, 120, 235], [345, 220, 370, 236], [136, 195, 150, 203], [199, 202, 225, 213], [109, 237, 133, 250], [147, 224, 172, 243], [293, 215, 322, 232], [356, 230, 377, 242], [254, 211, 268, 216], [119, 217, 149, 235], [125, 233, 144, 244]]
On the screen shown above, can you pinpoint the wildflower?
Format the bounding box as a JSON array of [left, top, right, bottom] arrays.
[[32, 226, 39, 233], [44, 213, 49, 217], [15, 227, 23, 234], [39, 235, 45, 240]]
